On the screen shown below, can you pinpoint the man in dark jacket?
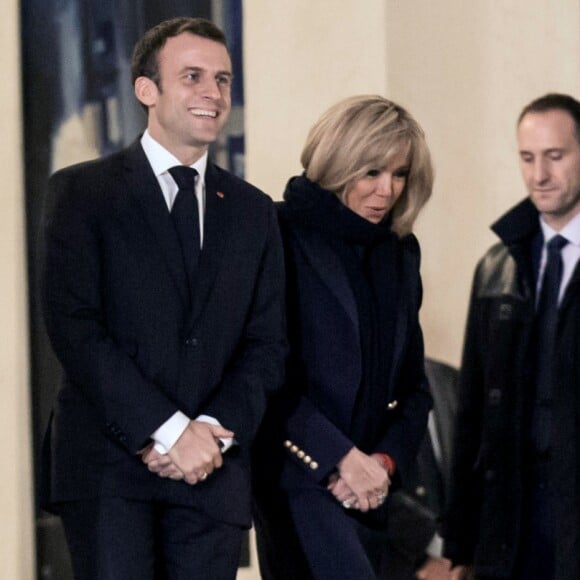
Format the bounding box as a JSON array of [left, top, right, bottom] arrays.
[[444, 93, 580, 580], [41, 17, 285, 580]]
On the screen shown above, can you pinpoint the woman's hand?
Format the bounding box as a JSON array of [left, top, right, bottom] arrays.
[[334, 447, 390, 511], [327, 472, 358, 509]]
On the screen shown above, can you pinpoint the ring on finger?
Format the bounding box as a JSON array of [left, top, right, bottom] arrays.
[[342, 500, 352, 509], [200, 472, 208, 481]]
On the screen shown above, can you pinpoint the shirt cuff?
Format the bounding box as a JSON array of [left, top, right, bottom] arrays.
[[196, 414, 236, 452], [152, 411, 190, 454], [426, 532, 444, 558]]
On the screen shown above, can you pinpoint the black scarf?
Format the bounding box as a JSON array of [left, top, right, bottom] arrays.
[[281, 175, 401, 448]]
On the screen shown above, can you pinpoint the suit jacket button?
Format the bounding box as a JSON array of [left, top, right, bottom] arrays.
[[387, 400, 398, 410], [489, 388, 502, 405], [415, 485, 427, 497]]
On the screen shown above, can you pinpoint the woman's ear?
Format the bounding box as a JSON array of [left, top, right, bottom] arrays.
[[134, 76, 158, 108]]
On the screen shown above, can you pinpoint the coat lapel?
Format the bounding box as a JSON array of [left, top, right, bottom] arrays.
[[123, 141, 189, 308], [293, 230, 359, 334]]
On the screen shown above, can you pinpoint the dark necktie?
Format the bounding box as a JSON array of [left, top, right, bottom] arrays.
[[168, 166, 200, 295], [532, 234, 568, 454]]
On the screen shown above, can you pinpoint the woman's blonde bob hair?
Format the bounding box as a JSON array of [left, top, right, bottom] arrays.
[[301, 95, 434, 236]]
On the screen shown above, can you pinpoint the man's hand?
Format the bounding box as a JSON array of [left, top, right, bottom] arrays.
[[449, 565, 475, 580], [335, 447, 390, 512], [168, 420, 234, 485], [141, 445, 185, 481], [416, 556, 453, 579]]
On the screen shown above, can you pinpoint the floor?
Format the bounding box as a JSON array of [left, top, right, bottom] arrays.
[[237, 529, 261, 580]]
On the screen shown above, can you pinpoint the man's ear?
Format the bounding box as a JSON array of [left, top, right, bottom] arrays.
[[134, 76, 158, 108]]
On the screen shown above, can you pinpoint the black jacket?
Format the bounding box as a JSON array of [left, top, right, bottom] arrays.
[[444, 199, 580, 579], [41, 141, 286, 527]]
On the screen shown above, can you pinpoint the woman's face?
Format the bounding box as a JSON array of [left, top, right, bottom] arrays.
[[345, 147, 410, 224]]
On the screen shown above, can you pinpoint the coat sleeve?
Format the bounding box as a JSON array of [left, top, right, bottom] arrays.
[[258, 226, 356, 482], [42, 168, 180, 454]]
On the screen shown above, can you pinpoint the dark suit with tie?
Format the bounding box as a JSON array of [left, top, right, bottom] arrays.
[[41, 140, 286, 576], [444, 199, 580, 580]]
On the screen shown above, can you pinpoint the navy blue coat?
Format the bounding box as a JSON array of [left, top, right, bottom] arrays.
[[42, 141, 286, 527], [253, 205, 431, 579], [254, 220, 431, 489]]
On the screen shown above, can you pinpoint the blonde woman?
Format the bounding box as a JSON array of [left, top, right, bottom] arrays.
[[253, 95, 435, 580]]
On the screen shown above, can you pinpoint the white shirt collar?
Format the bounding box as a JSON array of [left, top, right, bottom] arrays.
[[140, 130, 208, 184], [539, 211, 580, 248], [538, 211, 580, 303]]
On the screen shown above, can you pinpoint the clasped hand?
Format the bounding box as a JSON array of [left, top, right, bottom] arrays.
[[140, 420, 234, 486], [327, 447, 390, 512]]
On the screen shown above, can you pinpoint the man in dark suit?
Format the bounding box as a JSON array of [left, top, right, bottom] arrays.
[[41, 17, 285, 580], [381, 358, 458, 580], [444, 94, 580, 580]]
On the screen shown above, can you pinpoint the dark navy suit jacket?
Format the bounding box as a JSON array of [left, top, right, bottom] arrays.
[[42, 141, 286, 527]]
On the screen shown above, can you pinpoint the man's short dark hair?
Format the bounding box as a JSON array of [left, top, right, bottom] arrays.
[[131, 17, 228, 89], [518, 93, 580, 143]]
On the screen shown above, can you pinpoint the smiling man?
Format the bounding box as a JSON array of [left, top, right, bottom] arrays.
[[444, 93, 580, 580], [41, 17, 286, 580]]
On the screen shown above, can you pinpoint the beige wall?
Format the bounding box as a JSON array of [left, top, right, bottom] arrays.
[[245, 0, 580, 367], [386, 1, 580, 365], [244, 0, 389, 195], [1, 0, 35, 578]]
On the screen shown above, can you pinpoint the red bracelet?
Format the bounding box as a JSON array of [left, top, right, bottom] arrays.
[[372, 453, 396, 477]]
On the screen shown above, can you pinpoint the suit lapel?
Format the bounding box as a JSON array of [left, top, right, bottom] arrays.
[[188, 163, 231, 329], [123, 141, 189, 307]]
